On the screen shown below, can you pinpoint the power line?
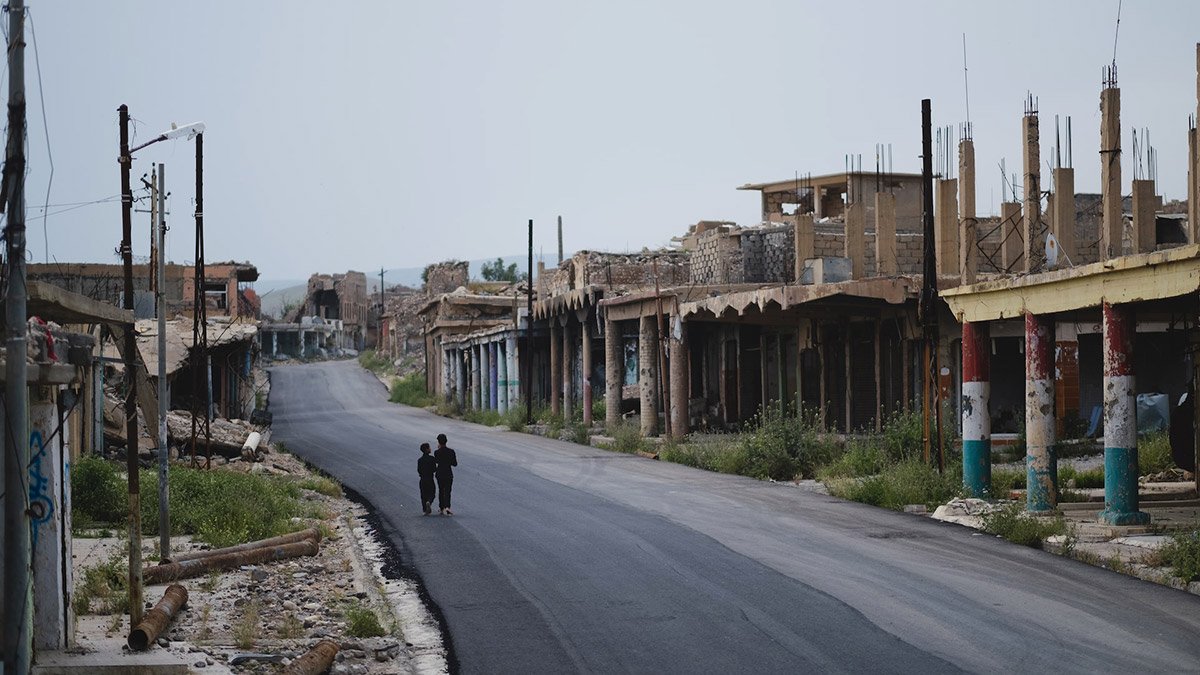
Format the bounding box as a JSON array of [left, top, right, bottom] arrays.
[[26, 8, 51, 263]]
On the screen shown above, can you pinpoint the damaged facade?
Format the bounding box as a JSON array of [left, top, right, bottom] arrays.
[[263, 270, 369, 357]]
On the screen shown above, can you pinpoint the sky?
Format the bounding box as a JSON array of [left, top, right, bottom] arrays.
[[22, 0, 1200, 281]]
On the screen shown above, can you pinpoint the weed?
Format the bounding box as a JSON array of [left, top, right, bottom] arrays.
[[278, 612, 304, 639], [298, 474, 343, 498], [196, 604, 213, 643], [820, 441, 887, 479], [502, 406, 528, 431], [275, 441, 289, 454], [1105, 554, 1132, 575], [543, 411, 565, 439], [74, 550, 130, 616], [607, 420, 649, 455], [827, 459, 962, 510], [1158, 530, 1200, 581], [344, 602, 386, 638], [232, 601, 261, 649], [72, 455, 126, 526], [1070, 467, 1105, 489], [990, 468, 1026, 494], [1058, 488, 1092, 503], [569, 422, 591, 445], [390, 373, 435, 407], [357, 350, 392, 375], [1138, 432, 1175, 476], [591, 399, 606, 425], [107, 613, 123, 633], [979, 502, 1066, 548], [463, 408, 502, 427]]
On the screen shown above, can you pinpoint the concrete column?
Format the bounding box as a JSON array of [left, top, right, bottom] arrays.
[[581, 316, 593, 427], [271, 332, 278, 358], [1001, 202, 1023, 271], [481, 341, 491, 410], [794, 213, 814, 281], [605, 316, 622, 430], [506, 334, 520, 412], [639, 315, 659, 436], [1100, 303, 1150, 525], [959, 139, 977, 284], [490, 342, 502, 412], [962, 321, 991, 498], [936, 179, 960, 277], [563, 319, 574, 421], [1025, 312, 1057, 513], [1052, 168, 1076, 263], [874, 193, 897, 276], [1189, 125, 1198, 244], [669, 319, 688, 439], [454, 349, 465, 406], [497, 341, 509, 414], [844, 202, 866, 279], [550, 321, 561, 417], [471, 346, 482, 410], [1132, 179, 1157, 254], [1023, 112, 1042, 273], [1100, 85, 1122, 260], [441, 349, 450, 401], [298, 328, 306, 358], [31, 387, 73, 650]]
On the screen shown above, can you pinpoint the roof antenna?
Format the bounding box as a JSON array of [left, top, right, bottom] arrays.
[[1111, 0, 1122, 74], [962, 33, 972, 133]]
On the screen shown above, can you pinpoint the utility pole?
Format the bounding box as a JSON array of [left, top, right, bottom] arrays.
[[653, 257, 671, 438], [379, 267, 385, 351], [190, 133, 211, 468], [557, 215, 563, 264], [119, 103, 145, 629], [3, 1, 32, 670], [526, 219, 534, 424], [156, 163, 169, 559], [919, 99, 943, 472]]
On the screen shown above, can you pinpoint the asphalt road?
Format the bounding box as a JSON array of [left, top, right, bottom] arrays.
[[269, 360, 1200, 674]]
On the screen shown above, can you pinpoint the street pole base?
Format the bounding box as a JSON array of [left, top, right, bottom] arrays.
[[1097, 509, 1151, 526]]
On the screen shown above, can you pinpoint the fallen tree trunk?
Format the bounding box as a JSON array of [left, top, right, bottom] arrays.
[[128, 584, 188, 650], [164, 527, 321, 564], [144, 539, 319, 585]]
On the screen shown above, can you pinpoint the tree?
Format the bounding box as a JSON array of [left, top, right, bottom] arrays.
[[480, 257, 520, 282]]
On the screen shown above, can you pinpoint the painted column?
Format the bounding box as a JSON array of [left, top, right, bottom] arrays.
[[550, 321, 561, 417], [471, 346, 481, 410], [581, 316, 593, 427], [454, 349, 465, 407], [961, 321, 991, 497], [1025, 312, 1057, 512], [298, 328, 306, 358], [562, 319, 573, 421], [31, 387, 73, 649], [271, 331, 278, 358], [497, 341, 509, 415], [605, 315, 621, 430], [669, 318, 688, 438], [639, 315, 659, 436], [1099, 302, 1150, 526], [479, 343, 489, 410], [505, 334, 519, 410], [489, 342, 499, 411]]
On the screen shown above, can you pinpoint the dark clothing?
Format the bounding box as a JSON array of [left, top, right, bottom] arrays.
[[434, 446, 458, 510], [418, 454, 438, 514], [437, 475, 454, 511]]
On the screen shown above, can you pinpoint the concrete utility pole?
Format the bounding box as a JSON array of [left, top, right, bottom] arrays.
[[157, 163, 170, 560], [919, 98, 943, 472], [379, 267, 385, 349], [557, 215, 563, 264], [526, 219, 534, 424], [3, 1, 32, 671]]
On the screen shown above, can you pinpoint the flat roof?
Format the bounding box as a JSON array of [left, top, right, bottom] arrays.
[[738, 171, 923, 193]]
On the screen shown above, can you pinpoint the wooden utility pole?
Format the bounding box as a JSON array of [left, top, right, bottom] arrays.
[[526, 220, 534, 424], [920, 98, 943, 471]]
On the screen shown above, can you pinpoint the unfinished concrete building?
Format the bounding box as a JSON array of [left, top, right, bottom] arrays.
[[266, 270, 369, 355]]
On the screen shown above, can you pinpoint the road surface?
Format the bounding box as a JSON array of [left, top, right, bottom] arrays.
[[269, 360, 1200, 674]]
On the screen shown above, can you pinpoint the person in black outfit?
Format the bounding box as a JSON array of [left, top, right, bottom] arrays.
[[434, 433, 458, 515], [417, 442, 437, 515]]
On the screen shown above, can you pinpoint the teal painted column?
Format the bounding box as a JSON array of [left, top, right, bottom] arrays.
[[1025, 312, 1057, 513], [1098, 302, 1150, 526], [961, 320, 991, 497]]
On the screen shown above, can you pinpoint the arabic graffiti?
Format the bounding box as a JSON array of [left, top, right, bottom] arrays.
[[28, 430, 54, 549]]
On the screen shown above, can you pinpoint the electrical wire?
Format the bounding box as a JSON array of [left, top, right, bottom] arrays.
[[26, 7, 51, 263]]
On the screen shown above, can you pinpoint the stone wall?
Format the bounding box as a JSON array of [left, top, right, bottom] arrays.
[[689, 227, 744, 284], [425, 261, 469, 296]]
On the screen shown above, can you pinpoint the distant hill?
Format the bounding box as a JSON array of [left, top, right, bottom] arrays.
[[256, 254, 551, 319]]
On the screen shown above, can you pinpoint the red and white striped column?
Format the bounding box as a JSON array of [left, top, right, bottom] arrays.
[[1099, 302, 1150, 525]]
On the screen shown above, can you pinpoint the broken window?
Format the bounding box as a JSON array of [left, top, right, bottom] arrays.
[[204, 281, 227, 311]]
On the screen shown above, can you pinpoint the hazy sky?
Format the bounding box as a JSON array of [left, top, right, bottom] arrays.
[[26, 1, 1200, 280]]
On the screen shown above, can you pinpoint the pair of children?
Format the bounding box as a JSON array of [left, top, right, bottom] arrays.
[[418, 433, 458, 515]]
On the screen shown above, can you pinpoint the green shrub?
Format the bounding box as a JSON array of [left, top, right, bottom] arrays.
[[502, 406, 528, 431], [827, 459, 962, 510], [591, 399, 607, 425], [138, 465, 303, 548], [990, 468, 1026, 494], [74, 549, 129, 615], [877, 410, 924, 462], [357, 349, 392, 374], [1138, 432, 1175, 476], [72, 455, 126, 527], [390, 373, 435, 407], [1159, 530, 1200, 581], [463, 408, 502, 426], [608, 420, 649, 454], [569, 422, 591, 445], [980, 502, 1066, 548], [820, 441, 887, 479], [1070, 467, 1105, 489], [740, 405, 836, 480], [345, 603, 386, 638], [297, 474, 342, 497]]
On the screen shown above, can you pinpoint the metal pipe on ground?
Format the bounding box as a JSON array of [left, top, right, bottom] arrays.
[[128, 584, 188, 651], [283, 639, 340, 675], [165, 527, 321, 564], [144, 539, 319, 585]]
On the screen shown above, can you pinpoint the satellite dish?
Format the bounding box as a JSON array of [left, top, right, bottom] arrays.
[[1045, 232, 1060, 269]]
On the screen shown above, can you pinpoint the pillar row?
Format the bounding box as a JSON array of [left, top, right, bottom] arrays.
[[961, 320, 991, 497], [604, 316, 621, 430], [1025, 312, 1057, 513], [1099, 302, 1150, 526]]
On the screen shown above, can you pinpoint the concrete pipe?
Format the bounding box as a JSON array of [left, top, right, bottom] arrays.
[[144, 539, 319, 585], [165, 527, 321, 564], [128, 584, 188, 651], [283, 639, 340, 675]]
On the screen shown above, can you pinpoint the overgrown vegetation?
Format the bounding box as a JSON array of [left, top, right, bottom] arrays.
[[979, 502, 1067, 548], [233, 601, 262, 649], [298, 473, 343, 498], [463, 407, 503, 426], [606, 420, 651, 455], [480, 257, 522, 282], [390, 372, 435, 407], [344, 602, 386, 638], [1138, 431, 1175, 475], [1156, 530, 1200, 582], [74, 549, 130, 615], [357, 349, 392, 375], [826, 459, 963, 510], [73, 457, 306, 549]]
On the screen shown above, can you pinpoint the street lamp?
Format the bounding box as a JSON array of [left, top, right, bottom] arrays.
[[117, 106, 204, 626]]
